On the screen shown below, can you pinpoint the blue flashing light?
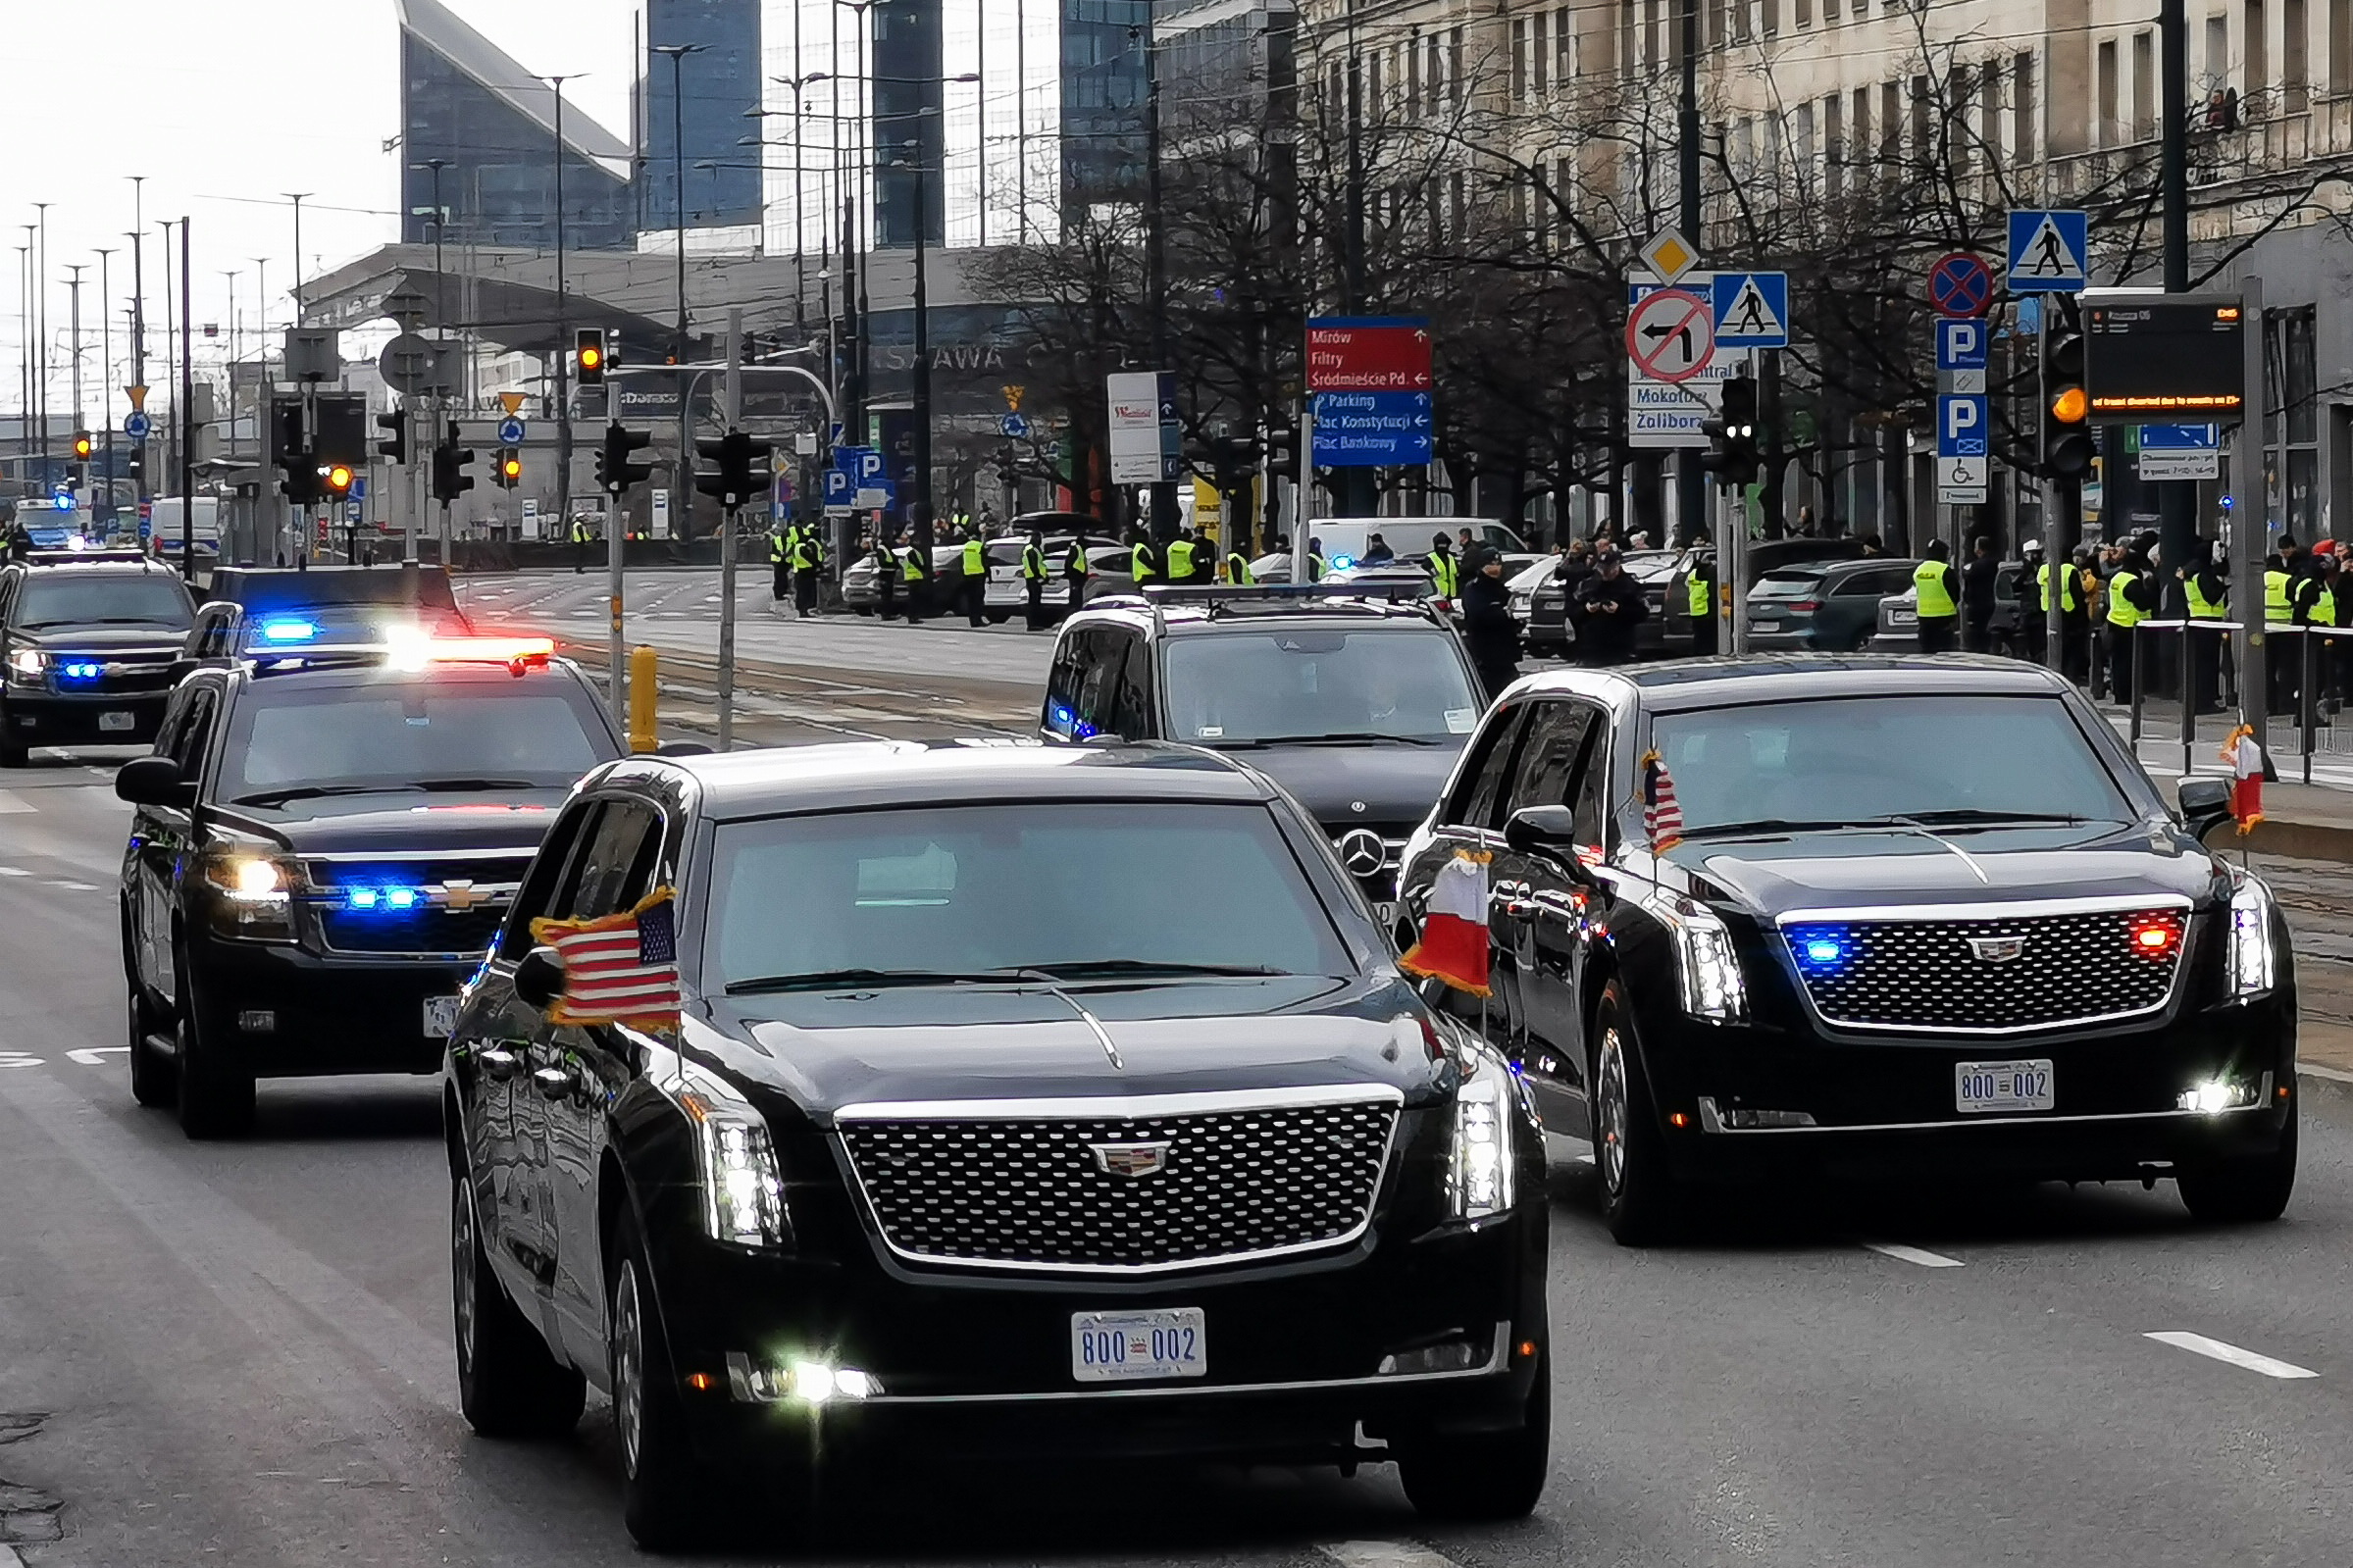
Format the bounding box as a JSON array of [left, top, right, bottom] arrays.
[[385, 886, 419, 910], [1804, 937, 1845, 965], [1793, 929, 1852, 970], [1331, 554, 1357, 569], [259, 619, 321, 643], [52, 493, 75, 512], [60, 661, 104, 681], [348, 888, 381, 909]]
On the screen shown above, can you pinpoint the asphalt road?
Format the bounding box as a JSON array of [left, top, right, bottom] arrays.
[[6, 659, 2353, 1562]]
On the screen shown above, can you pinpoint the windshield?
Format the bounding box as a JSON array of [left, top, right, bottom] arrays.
[[1651, 695, 2135, 834], [216, 675, 613, 802], [1163, 628, 1480, 745], [12, 575, 194, 631], [706, 801, 1353, 989]]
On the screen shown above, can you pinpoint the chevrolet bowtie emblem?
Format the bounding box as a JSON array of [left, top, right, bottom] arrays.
[[431, 879, 488, 913], [1091, 1141, 1172, 1178]]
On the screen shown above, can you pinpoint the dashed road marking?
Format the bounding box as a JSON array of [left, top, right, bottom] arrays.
[[0, 791, 33, 814], [0, 867, 27, 878], [67, 1047, 128, 1067], [1322, 1544, 1459, 1568], [46, 881, 98, 892], [1864, 1241, 1966, 1269], [2146, 1331, 2317, 1379]]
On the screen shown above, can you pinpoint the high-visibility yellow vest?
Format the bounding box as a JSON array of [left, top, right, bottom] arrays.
[[899, 547, 928, 582], [1166, 539, 1196, 578], [1686, 572, 1711, 618], [961, 538, 985, 576], [2264, 568, 2293, 624], [1065, 543, 1089, 575], [792, 533, 822, 570], [1914, 560, 1958, 619], [1226, 551, 1254, 584], [1430, 552, 1460, 596], [1306, 552, 1327, 582], [770, 532, 788, 563], [1132, 542, 1157, 581], [2106, 568, 2145, 628], [2038, 562, 2079, 613], [1021, 544, 1048, 580], [2185, 574, 2226, 618]]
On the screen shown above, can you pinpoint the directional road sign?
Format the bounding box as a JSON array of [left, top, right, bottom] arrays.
[[1928, 253, 1995, 318], [1936, 393, 1990, 458], [124, 411, 151, 440], [999, 412, 1030, 439], [2007, 210, 2089, 292], [2139, 423, 2221, 481], [1711, 272, 1789, 348], [1627, 289, 1715, 383], [1310, 390, 1433, 468], [1304, 318, 1434, 392], [497, 416, 527, 446]]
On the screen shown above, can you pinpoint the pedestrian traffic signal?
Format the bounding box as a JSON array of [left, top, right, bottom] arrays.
[[375, 408, 409, 466], [323, 463, 355, 495], [596, 421, 654, 497], [576, 329, 608, 386], [2042, 297, 2096, 481], [694, 429, 771, 510], [495, 447, 523, 489], [432, 430, 476, 504], [72, 430, 92, 461], [1700, 375, 1762, 487], [1266, 421, 1300, 482]]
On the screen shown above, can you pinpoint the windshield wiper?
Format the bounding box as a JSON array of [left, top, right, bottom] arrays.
[[725, 967, 1054, 995], [1022, 959, 1287, 981], [1875, 810, 2095, 829], [1678, 817, 1867, 840], [413, 777, 542, 792], [1248, 731, 1444, 747], [229, 783, 424, 807]]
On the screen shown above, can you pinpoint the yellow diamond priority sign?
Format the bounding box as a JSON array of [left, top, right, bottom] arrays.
[[1639, 228, 1700, 287]]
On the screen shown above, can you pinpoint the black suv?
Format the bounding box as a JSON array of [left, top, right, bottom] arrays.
[[182, 563, 473, 663], [115, 637, 625, 1137], [0, 555, 197, 765], [443, 741, 1548, 1548], [1042, 585, 1487, 922], [1397, 657, 2298, 1243]]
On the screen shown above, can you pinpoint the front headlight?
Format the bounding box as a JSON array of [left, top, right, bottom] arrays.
[[1448, 1047, 1518, 1220], [6, 648, 45, 683], [2227, 872, 2277, 999], [1644, 891, 1749, 1022], [201, 850, 297, 938], [671, 1059, 792, 1249]]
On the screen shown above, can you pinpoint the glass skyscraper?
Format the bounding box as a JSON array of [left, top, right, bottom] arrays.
[[642, 0, 766, 233]]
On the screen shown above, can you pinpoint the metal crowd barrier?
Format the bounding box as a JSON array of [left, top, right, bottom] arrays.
[[2127, 620, 2353, 784]]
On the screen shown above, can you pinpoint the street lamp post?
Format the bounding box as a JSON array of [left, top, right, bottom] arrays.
[[284, 193, 312, 326], [653, 42, 703, 544], [96, 249, 115, 526], [890, 140, 937, 553]]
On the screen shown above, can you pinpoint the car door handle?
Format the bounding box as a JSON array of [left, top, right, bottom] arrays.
[[477, 1046, 523, 1082], [531, 1065, 577, 1101], [1491, 879, 1531, 903], [1529, 889, 1584, 923]]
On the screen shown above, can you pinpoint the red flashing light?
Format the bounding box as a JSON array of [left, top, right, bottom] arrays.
[[2127, 913, 2183, 959]]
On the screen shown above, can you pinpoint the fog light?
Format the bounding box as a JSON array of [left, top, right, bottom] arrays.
[[2177, 1079, 2258, 1114], [1377, 1339, 1482, 1377], [1719, 1107, 1817, 1130], [723, 1351, 881, 1405], [237, 1009, 276, 1033]]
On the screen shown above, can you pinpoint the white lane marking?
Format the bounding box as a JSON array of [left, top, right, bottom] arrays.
[[2146, 1331, 2318, 1380], [0, 790, 34, 814], [0, 866, 27, 877], [46, 880, 98, 892], [68, 1047, 128, 1067], [1322, 1544, 1460, 1568], [1, 1542, 26, 1567], [1864, 1241, 1966, 1269], [0, 1052, 44, 1070]]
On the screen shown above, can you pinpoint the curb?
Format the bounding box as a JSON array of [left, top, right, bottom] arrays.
[[2298, 1063, 2353, 1111]]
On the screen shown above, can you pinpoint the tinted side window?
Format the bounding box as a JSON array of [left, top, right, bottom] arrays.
[[1071, 630, 1126, 737], [1501, 701, 1597, 820], [564, 800, 666, 921], [502, 800, 601, 958], [1566, 707, 1612, 847], [1044, 637, 1084, 733], [170, 689, 219, 782], [1446, 704, 1531, 832], [1110, 637, 1157, 740]]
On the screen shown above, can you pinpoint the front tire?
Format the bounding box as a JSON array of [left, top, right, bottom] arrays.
[[452, 1174, 585, 1437], [1398, 1347, 1551, 1521], [174, 949, 254, 1139], [1591, 981, 1686, 1245], [2177, 1105, 2298, 1223], [127, 981, 176, 1108], [611, 1207, 710, 1550]]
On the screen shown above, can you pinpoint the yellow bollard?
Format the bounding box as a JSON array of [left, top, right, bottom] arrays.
[[629, 644, 660, 753]]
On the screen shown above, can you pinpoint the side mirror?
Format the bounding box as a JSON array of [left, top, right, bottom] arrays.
[[655, 739, 714, 758], [115, 755, 195, 809], [2176, 777, 2232, 842], [514, 945, 568, 1011], [1504, 805, 1597, 881]]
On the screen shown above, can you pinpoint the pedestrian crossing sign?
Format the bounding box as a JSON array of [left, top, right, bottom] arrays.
[[1712, 272, 1790, 347], [2006, 210, 2089, 292]]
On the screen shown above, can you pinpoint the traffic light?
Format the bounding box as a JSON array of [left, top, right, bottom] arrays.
[[72, 430, 92, 462], [694, 429, 771, 510], [432, 429, 476, 505], [2041, 296, 2096, 481], [576, 329, 608, 386], [322, 462, 355, 496], [495, 447, 523, 489], [375, 408, 409, 466], [596, 422, 654, 497], [1266, 421, 1300, 481], [1700, 375, 1761, 487]]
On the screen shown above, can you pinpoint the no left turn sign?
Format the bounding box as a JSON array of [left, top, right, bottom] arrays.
[[1627, 289, 1715, 383]]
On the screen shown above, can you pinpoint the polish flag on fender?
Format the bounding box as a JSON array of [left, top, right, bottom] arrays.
[[2221, 726, 2267, 834], [1400, 849, 1492, 996]]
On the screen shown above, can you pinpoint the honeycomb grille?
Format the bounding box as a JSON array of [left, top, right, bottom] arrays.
[[1783, 908, 2188, 1032], [839, 1098, 1400, 1271]]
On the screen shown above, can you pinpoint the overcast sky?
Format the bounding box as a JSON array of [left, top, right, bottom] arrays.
[[1, 1, 641, 427]]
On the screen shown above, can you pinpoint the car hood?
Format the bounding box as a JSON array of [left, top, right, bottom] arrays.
[[208, 788, 573, 855], [1202, 739, 1464, 834], [1659, 819, 2224, 918], [698, 973, 1452, 1119], [17, 625, 189, 655]]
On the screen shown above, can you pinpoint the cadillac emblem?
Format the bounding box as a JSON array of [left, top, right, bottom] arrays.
[[1091, 1141, 1172, 1178], [1968, 936, 2027, 964]]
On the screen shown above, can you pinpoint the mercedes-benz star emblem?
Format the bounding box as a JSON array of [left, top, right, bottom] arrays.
[[1091, 1141, 1171, 1178], [1337, 829, 1388, 880], [1968, 936, 2027, 963]]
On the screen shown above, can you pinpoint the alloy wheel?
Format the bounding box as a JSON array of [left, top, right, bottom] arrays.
[[1596, 1026, 1630, 1196], [451, 1181, 479, 1371], [613, 1261, 645, 1478]]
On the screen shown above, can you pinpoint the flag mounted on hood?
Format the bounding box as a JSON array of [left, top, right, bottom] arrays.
[[1400, 849, 1491, 996], [1642, 750, 1686, 853], [2222, 726, 2269, 834], [531, 887, 685, 1029]]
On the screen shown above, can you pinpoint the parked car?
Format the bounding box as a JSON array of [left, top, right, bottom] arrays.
[[1869, 562, 2028, 653], [1743, 557, 1922, 652], [1662, 537, 1872, 655], [838, 545, 963, 616]]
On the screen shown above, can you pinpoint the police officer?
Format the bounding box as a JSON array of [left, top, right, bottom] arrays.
[[771, 523, 794, 601], [1019, 528, 1050, 630], [1459, 547, 1521, 697], [958, 529, 989, 627], [1304, 534, 1328, 583], [1962, 536, 2001, 653], [875, 532, 901, 621], [571, 515, 592, 575], [2264, 537, 2300, 714], [2018, 538, 2048, 666], [1427, 532, 1460, 599], [793, 522, 825, 618], [1224, 538, 1256, 584], [1062, 533, 1093, 609], [1685, 547, 1717, 657], [2103, 538, 2157, 702], [1129, 529, 1160, 590], [2062, 545, 2096, 683], [1914, 539, 1962, 654], [898, 531, 930, 626], [1164, 529, 1197, 586]]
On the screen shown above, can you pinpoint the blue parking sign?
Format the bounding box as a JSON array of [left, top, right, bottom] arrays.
[[1936, 393, 1989, 458]]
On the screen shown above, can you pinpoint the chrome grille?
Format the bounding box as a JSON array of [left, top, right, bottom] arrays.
[[838, 1088, 1401, 1274], [1782, 905, 2189, 1033], [305, 856, 530, 957]]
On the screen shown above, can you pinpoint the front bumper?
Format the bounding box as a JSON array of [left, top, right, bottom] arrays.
[[3, 687, 169, 747], [186, 928, 474, 1076]]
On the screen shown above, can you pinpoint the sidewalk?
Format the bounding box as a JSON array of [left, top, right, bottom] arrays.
[[2122, 711, 2353, 864]]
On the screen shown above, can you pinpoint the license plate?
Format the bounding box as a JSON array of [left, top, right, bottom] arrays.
[[422, 995, 462, 1038], [1891, 610, 1918, 626], [1373, 899, 1399, 930], [1071, 1308, 1206, 1384], [991, 566, 1019, 582], [1956, 1059, 2054, 1113], [99, 710, 137, 733], [1748, 620, 1774, 633]]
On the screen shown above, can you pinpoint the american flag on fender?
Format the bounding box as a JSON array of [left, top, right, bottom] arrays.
[[1642, 750, 1686, 854], [531, 888, 684, 1028]]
